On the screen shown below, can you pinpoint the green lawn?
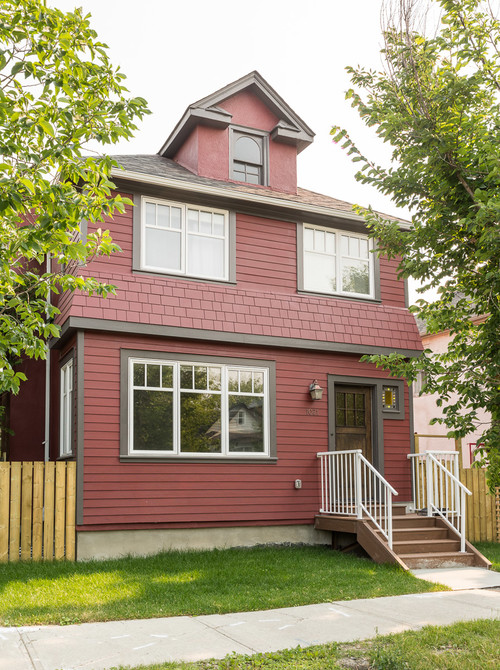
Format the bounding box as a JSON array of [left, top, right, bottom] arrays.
[[0, 545, 446, 626], [107, 619, 500, 670], [474, 542, 500, 571]]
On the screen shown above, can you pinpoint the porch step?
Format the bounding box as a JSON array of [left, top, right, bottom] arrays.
[[379, 527, 450, 541], [392, 538, 461, 554], [399, 551, 478, 569]]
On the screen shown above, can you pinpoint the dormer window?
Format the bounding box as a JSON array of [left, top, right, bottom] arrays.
[[231, 130, 267, 185]]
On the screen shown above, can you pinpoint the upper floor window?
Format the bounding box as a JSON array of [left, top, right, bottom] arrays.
[[231, 131, 267, 185], [302, 224, 375, 299], [141, 197, 229, 281]]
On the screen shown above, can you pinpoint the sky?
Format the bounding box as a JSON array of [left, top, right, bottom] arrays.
[[51, 0, 424, 299]]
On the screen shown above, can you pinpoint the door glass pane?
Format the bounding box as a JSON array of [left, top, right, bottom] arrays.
[[336, 392, 345, 409], [133, 390, 173, 451], [346, 410, 355, 426], [180, 392, 221, 453], [355, 393, 365, 409], [228, 395, 264, 452], [336, 408, 345, 426], [346, 393, 355, 409], [355, 411, 365, 427]]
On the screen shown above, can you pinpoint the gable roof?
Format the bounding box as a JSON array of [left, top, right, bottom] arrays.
[[158, 71, 315, 158]]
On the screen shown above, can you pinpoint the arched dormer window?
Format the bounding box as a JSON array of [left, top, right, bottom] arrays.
[[231, 130, 267, 185]]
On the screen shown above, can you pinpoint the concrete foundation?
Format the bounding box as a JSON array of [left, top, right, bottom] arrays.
[[76, 524, 332, 561]]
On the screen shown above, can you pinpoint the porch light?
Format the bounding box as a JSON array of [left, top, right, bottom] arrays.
[[309, 380, 323, 400]]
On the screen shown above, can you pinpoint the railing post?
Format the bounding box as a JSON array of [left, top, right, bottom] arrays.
[[426, 452, 433, 516], [355, 452, 362, 519], [460, 489, 466, 552], [387, 491, 393, 550]]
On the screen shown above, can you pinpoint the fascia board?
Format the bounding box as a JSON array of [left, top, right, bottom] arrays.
[[111, 167, 411, 230]]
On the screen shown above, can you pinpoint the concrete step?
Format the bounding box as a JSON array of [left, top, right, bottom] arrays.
[[393, 538, 461, 554], [400, 552, 477, 569]]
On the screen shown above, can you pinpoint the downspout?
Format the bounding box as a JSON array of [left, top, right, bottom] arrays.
[[44, 253, 51, 462]]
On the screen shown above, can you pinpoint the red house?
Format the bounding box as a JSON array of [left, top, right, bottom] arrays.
[[8, 72, 485, 567]]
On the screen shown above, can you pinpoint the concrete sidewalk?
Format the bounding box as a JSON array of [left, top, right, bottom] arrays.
[[2, 588, 500, 670]]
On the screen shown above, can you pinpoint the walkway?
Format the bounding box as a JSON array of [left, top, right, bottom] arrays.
[[2, 569, 500, 670]]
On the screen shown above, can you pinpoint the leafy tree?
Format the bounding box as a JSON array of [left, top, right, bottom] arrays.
[[332, 0, 500, 489], [0, 0, 148, 392]]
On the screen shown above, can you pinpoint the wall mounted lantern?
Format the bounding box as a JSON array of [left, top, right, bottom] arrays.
[[309, 379, 323, 400]]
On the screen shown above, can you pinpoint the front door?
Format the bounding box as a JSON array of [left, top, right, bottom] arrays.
[[334, 385, 372, 462]]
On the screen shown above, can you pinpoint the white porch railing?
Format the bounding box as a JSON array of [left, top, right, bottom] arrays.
[[317, 450, 399, 549], [408, 451, 472, 552]]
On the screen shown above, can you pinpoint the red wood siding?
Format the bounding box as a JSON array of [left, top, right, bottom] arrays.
[[55, 204, 421, 353], [79, 332, 412, 529]]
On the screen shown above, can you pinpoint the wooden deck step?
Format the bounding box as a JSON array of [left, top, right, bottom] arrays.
[[379, 527, 450, 541], [393, 538, 461, 554], [399, 551, 478, 569]]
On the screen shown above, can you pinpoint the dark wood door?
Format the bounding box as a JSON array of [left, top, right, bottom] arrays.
[[334, 385, 372, 462]]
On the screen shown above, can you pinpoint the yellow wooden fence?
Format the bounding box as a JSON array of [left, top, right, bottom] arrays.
[[414, 434, 499, 543], [0, 461, 76, 562]]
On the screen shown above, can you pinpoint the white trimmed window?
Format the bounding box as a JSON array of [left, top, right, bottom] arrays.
[[60, 359, 74, 456], [129, 359, 269, 457], [303, 224, 374, 298], [141, 197, 229, 280]]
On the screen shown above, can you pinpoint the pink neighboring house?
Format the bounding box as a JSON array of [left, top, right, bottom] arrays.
[[413, 316, 489, 468]]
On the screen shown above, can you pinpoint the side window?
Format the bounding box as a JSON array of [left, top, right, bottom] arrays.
[[231, 131, 267, 185], [302, 224, 375, 299], [60, 358, 74, 457], [141, 198, 229, 281]]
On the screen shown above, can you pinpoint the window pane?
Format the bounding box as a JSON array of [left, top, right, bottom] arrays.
[[133, 390, 173, 451], [234, 136, 261, 164], [342, 259, 370, 295], [195, 365, 207, 390], [187, 209, 199, 232], [209, 367, 221, 391], [228, 369, 238, 392], [304, 251, 336, 293], [170, 207, 182, 229], [228, 395, 264, 452], [187, 235, 224, 278], [147, 364, 161, 388], [213, 214, 225, 236], [145, 202, 156, 226], [240, 370, 252, 393], [180, 365, 193, 389], [325, 232, 336, 254], [341, 235, 349, 255], [145, 228, 181, 271], [200, 211, 212, 234], [133, 363, 145, 387], [157, 205, 170, 228], [253, 371, 264, 393], [314, 229, 325, 252], [304, 227, 314, 251], [359, 238, 369, 259], [349, 237, 359, 257], [162, 365, 173, 389], [180, 392, 222, 453], [245, 172, 260, 185]]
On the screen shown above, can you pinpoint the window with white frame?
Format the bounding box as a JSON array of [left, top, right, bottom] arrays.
[[231, 132, 266, 185], [302, 224, 374, 298], [141, 197, 229, 280], [60, 359, 74, 456], [129, 358, 269, 457]]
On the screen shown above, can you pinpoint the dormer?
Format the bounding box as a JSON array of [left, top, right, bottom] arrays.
[[158, 71, 314, 195]]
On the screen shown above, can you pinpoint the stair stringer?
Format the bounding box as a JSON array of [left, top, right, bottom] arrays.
[[356, 520, 409, 570]]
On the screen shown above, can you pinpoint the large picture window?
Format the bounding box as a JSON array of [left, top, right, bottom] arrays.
[[302, 224, 374, 298], [141, 197, 229, 280], [128, 358, 269, 458]]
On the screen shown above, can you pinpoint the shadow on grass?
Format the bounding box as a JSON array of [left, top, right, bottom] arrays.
[[0, 545, 447, 626]]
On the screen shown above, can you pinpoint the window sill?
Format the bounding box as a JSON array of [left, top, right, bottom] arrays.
[[120, 455, 277, 464], [57, 453, 75, 461], [297, 289, 381, 304], [133, 267, 236, 286]]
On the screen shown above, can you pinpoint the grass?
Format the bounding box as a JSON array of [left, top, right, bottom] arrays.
[[474, 541, 500, 571], [105, 619, 500, 669], [0, 545, 446, 626]]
